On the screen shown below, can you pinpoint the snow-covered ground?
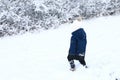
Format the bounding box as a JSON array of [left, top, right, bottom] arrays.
[[0, 15, 120, 80]]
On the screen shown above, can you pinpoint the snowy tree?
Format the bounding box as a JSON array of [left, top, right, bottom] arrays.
[[0, 0, 120, 37]]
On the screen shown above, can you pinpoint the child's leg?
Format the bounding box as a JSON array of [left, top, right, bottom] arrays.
[[67, 55, 75, 69], [78, 56, 86, 66], [69, 60, 75, 69]]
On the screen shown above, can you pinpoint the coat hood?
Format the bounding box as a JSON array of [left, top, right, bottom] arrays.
[[72, 28, 86, 39]]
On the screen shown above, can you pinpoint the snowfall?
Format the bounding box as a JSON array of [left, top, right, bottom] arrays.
[[0, 15, 120, 80]]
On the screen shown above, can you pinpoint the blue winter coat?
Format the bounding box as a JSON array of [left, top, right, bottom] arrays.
[[69, 28, 87, 55]]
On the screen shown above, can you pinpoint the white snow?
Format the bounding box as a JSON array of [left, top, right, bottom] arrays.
[[0, 15, 120, 80]]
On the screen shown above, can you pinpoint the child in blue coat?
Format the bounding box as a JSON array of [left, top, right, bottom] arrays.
[[67, 28, 87, 71]]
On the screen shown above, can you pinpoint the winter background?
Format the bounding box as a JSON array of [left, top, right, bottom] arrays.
[[0, 0, 120, 80], [0, 0, 120, 37]]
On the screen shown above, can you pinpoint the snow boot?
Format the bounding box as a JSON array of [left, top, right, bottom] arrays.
[[69, 60, 75, 71], [83, 65, 88, 68]]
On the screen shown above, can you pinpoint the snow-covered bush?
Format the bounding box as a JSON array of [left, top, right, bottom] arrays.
[[0, 0, 120, 37], [78, 0, 120, 19], [103, 0, 120, 16], [0, 0, 35, 37]]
